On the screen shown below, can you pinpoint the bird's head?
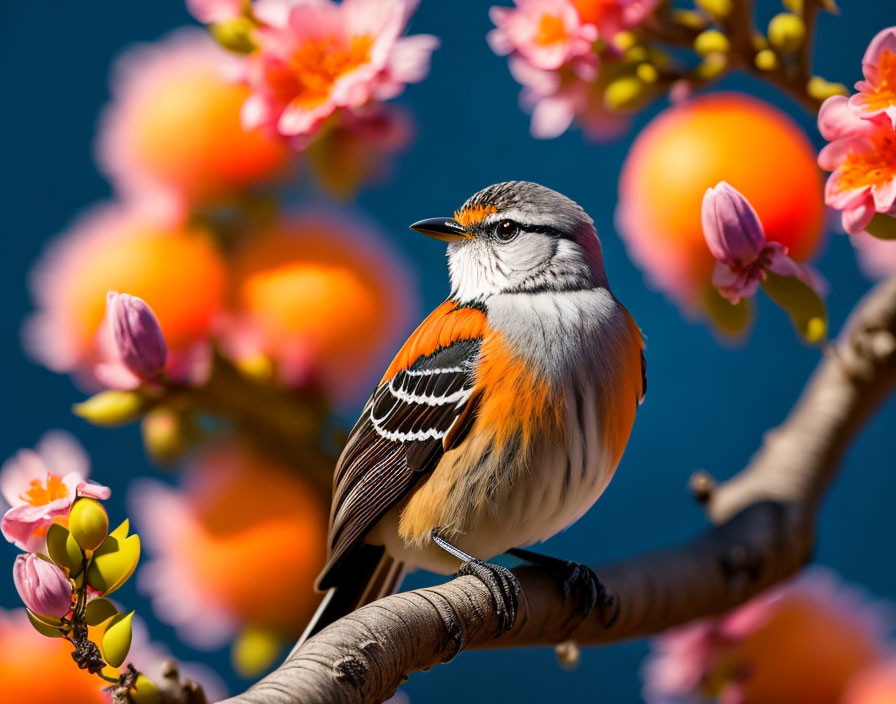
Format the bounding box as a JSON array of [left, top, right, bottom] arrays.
[[411, 181, 607, 302]]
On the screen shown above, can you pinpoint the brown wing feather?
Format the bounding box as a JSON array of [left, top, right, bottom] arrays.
[[316, 305, 487, 590]]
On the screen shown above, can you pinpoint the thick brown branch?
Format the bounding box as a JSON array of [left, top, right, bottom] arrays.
[[219, 278, 896, 704]]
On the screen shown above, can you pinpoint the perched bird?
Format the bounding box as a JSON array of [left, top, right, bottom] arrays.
[[303, 181, 645, 643]]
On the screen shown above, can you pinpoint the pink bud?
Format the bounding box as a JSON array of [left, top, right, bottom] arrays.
[[13, 553, 73, 619], [107, 292, 168, 380], [701, 182, 767, 268]]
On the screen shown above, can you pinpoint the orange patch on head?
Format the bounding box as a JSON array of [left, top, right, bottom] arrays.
[[453, 204, 497, 229], [381, 301, 489, 381]]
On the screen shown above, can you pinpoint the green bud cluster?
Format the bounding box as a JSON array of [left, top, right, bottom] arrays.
[[25, 497, 150, 696]]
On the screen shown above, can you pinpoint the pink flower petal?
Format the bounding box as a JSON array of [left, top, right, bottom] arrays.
[[843, 199, 878, 235], [0, 450, 48, 509], [530, 95, 577, 138], [817, 95, 863, 141]]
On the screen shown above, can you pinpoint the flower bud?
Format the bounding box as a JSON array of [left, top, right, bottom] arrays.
[[69, 498, 109, 551], [672, 10, 707, 31], [107, 292, 168, 381], [695, 0, 732, 18], [807, 76, 849, 101], [755, 49, 779, 71], [130, 674, 162, 704], [768, 13, 806, 54], [13, 554, 73, 619], [210, 18, 258, 54], [604, 76, 648, 110], [697, 53, 728, 79], [702, 182, 766, 268], [73, 390, 145, 426], [694, 30, 730, 57]]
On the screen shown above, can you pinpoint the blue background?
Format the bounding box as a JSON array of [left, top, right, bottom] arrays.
[[2, 1, 894, 702]]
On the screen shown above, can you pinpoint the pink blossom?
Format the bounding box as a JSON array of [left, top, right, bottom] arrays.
[[13, 555, 73, 619], [0, 432, 110, 553], [641, 569, 892, 704], [242, 0, 438, 139], [818, 95, 896, 235], [220, 210, 417, 408], [510, 57, 628, 139], [130, 443, 329, 648], [850, 27, 896, 128], [569, 0, 660, 38], [187, 0, 245, 24], [488, 0, 598, 77], [702, 182, 819, 304], [106, 292, 168, 381], [23, 203, 225, 390], [96, 29, 290, 226]]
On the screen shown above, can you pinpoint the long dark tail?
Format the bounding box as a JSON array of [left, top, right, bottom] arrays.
[[291, 546, 405, 655]]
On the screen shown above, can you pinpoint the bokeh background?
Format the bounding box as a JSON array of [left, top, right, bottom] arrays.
[[1, 1, 894, 701]]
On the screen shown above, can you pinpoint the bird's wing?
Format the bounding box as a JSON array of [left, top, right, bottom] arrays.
[[316, 301, 489, 589]]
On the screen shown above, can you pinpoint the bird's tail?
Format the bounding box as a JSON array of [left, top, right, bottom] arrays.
[[291, 546, 405, 655]]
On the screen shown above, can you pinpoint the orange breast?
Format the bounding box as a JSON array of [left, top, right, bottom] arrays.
[[474, 333, 563, 450]]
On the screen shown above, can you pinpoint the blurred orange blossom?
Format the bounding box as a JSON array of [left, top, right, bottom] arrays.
[[130, 442, 328, 648], [226, 213, 416, 405], [97, 29, 291, 225], [0, 609, 107, 704], [844, 662, 896, 704], [25, 205, 227, 386], [616, 93, 825, 315], [642, 569, 892, 704]]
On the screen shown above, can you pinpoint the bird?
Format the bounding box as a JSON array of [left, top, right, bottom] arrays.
[[301, 181, 646, 645]]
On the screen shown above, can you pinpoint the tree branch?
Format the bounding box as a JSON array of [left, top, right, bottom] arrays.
[[219, 277, 896, 704]]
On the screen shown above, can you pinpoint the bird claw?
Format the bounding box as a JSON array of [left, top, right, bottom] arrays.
[[555, 560, 618, 628], [457, 559, 521, 633]]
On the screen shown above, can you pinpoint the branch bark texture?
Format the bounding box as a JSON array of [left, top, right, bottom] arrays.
[[221, 278, 896, 704]]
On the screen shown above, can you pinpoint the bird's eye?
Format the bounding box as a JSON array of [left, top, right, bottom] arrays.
[[496, 220, 519, 241]]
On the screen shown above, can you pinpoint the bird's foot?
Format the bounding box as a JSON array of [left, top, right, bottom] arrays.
[[509, 548, 617, 628], [457, 558, 521, 633], [431, 528, 521, 634], [555, 560, 617, 628]]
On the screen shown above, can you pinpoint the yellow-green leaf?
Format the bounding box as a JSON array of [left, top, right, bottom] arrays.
[[47, 523, 84, 577], [85, 597, 119, 627], [703, 286, 754, 340], [865, 213, 896, 240], [86, 531, 141, 596], [761, 271, 828, 344], [101, 611, 134, 668], [26, 609, 67, 638], [109, 519, 130, 541], [210, 18, 258, 54]]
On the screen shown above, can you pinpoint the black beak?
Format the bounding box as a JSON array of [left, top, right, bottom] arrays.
[[409, 217, 470, 242]]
